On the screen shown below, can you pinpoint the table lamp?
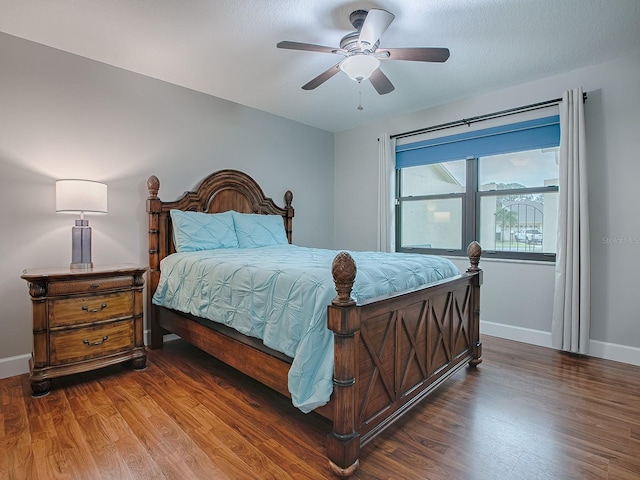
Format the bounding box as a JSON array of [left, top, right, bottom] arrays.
[[55, 179, 108, 270]]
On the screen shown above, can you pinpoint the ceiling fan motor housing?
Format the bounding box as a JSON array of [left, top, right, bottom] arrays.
[[349, 10, 368, 30], [340, 31, 380, 54]]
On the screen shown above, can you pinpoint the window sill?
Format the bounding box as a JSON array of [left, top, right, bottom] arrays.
[[444, 254, 556, 266]]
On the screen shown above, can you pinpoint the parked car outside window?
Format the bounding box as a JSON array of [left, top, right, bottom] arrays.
[[515, 229, 542, 244]]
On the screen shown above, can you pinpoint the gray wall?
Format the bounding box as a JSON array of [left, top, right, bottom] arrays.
[[0, 33, 334, 367], [335, 51, 640, 364]]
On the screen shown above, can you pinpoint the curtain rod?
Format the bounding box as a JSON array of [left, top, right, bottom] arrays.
[[391, 91, 588, 141]]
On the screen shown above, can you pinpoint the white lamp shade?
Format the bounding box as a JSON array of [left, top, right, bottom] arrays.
[[56, 179, 108, 214], [339, 55, 381, 82]]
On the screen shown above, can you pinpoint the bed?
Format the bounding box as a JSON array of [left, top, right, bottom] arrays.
[[146, 169, 483, 477]]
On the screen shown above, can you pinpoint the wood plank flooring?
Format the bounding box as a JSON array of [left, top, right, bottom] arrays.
[[2, 335, 640, 479]]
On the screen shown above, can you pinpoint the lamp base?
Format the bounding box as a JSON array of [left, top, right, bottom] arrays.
[[71, 219, 93, 270]]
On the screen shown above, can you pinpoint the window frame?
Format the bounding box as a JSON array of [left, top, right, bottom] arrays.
[[395, 115, 561, 262]]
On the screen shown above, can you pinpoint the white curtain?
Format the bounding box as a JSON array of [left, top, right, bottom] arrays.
[[552, 87, 590, 354], [377, 133, 396, 252]]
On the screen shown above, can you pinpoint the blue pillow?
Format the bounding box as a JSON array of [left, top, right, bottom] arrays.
[[170, 209, 238, 252], [232, 212, 288, 248]]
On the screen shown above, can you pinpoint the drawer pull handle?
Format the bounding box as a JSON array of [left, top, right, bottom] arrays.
[[83, 336, 109, 346], [90, 283, 100, 289], [82, 303, 107, 313]]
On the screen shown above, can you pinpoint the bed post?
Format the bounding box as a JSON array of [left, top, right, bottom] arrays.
[[326, 252, 361, 477], [466, 241, 483, 367], [283, 190, 294, 244], [146, 175, 163, 349]]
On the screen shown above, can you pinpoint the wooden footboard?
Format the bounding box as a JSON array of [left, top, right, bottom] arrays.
[[326, 244, 482, 476], [146, 170, 482, 477]]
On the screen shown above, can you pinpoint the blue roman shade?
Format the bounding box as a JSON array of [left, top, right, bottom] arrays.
[[395, 115, 560, 168]]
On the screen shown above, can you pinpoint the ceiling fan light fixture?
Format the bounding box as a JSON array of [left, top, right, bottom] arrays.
[[339, 54, 380, 82]]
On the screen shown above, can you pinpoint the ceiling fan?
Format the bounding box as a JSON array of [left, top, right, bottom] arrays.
[[277, 8, 450, 95]]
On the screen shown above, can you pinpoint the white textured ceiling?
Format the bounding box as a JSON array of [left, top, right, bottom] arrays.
[[1, 0, 640, 132]]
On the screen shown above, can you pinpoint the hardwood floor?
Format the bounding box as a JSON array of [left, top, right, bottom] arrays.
[[2, 335, 639, 479]]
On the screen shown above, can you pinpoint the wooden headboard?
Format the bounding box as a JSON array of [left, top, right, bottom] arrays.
[[146, 169, 294, 298]]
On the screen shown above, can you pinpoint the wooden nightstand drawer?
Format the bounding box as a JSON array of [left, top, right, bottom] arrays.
[[49, 291, 133, 327], [48, 276, 134, 296], [50, 319, 134, 365]]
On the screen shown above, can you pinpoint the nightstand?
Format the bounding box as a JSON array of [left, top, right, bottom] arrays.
[[21, 264, 147, 396]]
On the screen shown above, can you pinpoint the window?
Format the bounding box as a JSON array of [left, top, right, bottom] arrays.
[[396, 115, 560, 261]]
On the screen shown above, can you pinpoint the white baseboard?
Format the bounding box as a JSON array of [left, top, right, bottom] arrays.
[[588, 339, 640, 367], [481, 320, 640, 367], [2, 324, 637, 380], [143, 330, 180, 345], [481, 320, 553, 349], [0, 353, 30, 379]]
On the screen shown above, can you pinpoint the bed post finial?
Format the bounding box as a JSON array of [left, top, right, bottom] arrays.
[[284, 190, 293, 208], [147, 175, 160, 198], [467, 241, 482, 272], [332, 252, 357, 306]]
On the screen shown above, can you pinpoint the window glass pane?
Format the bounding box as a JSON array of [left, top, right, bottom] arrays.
[[400, 160, 466, 196], [479, 148, 559, 191], [479, 191, 558, 253], [400, 198, 462, 250]]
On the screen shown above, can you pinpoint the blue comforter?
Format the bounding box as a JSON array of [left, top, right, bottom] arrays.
[[152, 244, 459, 412]]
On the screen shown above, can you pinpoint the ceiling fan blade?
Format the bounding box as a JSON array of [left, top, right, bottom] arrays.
[[277, 41, 342, 54], [358, 9, 395, 49], [302, 63, 342, 90], [381, 47, 450, 63], [369, 68, 395, 95]]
